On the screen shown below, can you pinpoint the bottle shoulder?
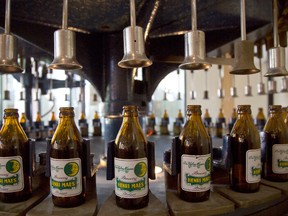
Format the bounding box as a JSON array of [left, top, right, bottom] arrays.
[[116, 122, 147, 142], [0, 124, 29, 148], [115, 121, 147, 156], [51, 122, 83, 146], [230, 118, 260, 144], [180, 119, 210, 141], [264, 117, 288, 138]]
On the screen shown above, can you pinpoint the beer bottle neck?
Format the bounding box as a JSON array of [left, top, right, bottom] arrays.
[[269, 111, 281, 119], [1, 115, 28, 141], [237, 112, 252, 121], [187, 112, 202, 122], [4, 117, 20, 125], [59, 116, 76, 125], [122, 115, 139, 123]]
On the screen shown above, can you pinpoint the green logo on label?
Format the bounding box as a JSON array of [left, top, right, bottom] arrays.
[[134, 162, 147, 177], [116, 177, 146, 192], [205, 157, 211, 172], [0, 174, 19, 186], [251, 167, 261, 176], [185, 174, 210, 186], [64, 162, 79, 177], [6, 160, 20, 174], [51, 178, 77, 190], [278, 160, 288, 168]]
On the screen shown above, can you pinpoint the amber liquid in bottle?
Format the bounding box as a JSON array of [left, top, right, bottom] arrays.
[[178, 105, 211, 202], [262, 105, 288, 182], [50, 107, 85, 207], [115, 106, 148, 209], [0, 108, 32, 203], [230, 105, 261, 193]]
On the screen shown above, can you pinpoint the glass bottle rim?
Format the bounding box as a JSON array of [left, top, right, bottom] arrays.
[[4, 108, 19, 118], [59, 107, 75, 117], [187, 105, 201, 109], [123, 105, 138, 110], [186, 105, 202, 114], [269, 105, 282, 113], [122, 105, 138, 117], [237, 105, 251, 114]]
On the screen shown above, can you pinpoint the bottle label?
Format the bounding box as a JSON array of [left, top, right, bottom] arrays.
[[181, 154, 211, 192], [272, 144, 288, 174], [0, 156, 24, 193], [50, 158, 82, 197], [114, 157, 148, 199], [246, 149, 261, 183]]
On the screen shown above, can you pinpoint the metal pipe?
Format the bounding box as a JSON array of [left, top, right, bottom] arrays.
[[49, 69, 53, 91], [81, 78, 85, 115], [257, 44, 263, 82], [191, 0, 197, 31], [25, 57, 33, 123], [273, 0, 278, 47], [190, 70, 194, 90], [144, 0, 160, 41], [259, 57, 263, 82], [5, 0, 10, 34], [205, 69, 208, 90], [62, 0, 68, 29], [130, 0, 136, 28], [240, 0, 246, 40], [5, 74, 8, 90], [218, 65, 222, 89], [69, 74, 73, 106]]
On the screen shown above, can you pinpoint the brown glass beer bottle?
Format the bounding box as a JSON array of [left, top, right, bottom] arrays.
[[0, 108, 32, 202], [262, 105, 288, 181], [230, 105, 261, 193], [50, 107, 85, 207], [114, 105, 149, 209], [179, 105, 211, 202]]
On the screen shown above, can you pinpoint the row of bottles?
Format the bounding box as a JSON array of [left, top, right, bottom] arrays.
[[0, 104, 287, 210], [0, 105, 150, 209], [146, 107, 278, 138], [147, 109, 185, 136], [174, 104, 288, 204], [18, 110, 102, 139], [203, 106, 288, 139], [230, 105, 288, 193], [0, 107, 86, 207], [113, 104, 288, 209]]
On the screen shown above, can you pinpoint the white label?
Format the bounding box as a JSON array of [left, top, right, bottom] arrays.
[[181, 154, 211, 192], [0, 156, 24, 193], [114, 157, 148, 199], [50, 158, 82, 197], [246, 149, 261, 183], [272, 144, 288, 174]]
